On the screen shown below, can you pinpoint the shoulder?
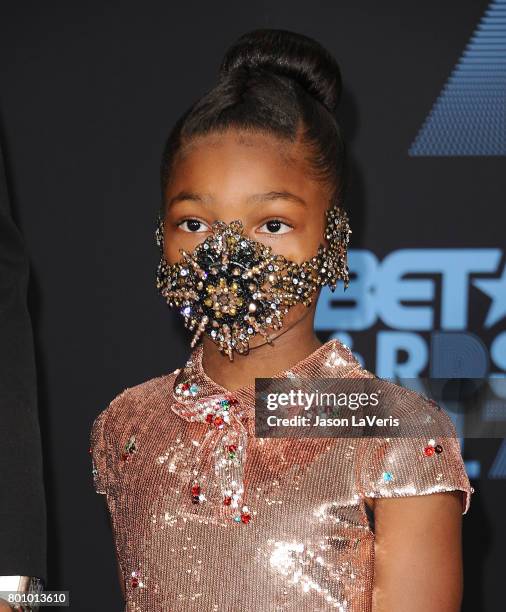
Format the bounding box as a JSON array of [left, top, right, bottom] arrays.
[[90, 368, 181, 439], [351, 366, 457, 432]]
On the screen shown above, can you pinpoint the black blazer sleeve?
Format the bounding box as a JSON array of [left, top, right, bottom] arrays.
[[0, 140, 47, 583]]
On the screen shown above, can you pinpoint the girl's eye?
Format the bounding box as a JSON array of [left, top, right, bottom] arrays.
[[258, 219, 293, 235], [177, 219, 209, 233]]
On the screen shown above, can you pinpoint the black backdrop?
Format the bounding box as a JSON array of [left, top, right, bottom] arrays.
[[0, 1, 504, 610]]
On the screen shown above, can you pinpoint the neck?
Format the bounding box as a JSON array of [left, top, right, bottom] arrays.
[[201, 312, 322, 392]]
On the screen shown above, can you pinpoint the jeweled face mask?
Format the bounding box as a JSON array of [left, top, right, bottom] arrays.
[[155, 206, 351, 359]]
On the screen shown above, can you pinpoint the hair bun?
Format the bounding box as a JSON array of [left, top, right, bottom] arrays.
[[219, 29, 342, 114]]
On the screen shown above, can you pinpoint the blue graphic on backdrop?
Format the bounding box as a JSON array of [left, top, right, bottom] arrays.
[[316, 248, 505, 376], [489, 439, 506, 477], [315, 248, 506, 479], [409, 0, 506, 156]]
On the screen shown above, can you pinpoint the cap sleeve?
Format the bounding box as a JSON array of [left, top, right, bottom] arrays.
[[358, 400, 474, 515], [89, 406, 113, 495]]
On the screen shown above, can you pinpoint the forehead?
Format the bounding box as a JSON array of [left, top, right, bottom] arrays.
[[166, 129, 324, 201]]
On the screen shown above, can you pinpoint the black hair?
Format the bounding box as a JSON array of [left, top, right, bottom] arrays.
[[160, 28, 348, 216]]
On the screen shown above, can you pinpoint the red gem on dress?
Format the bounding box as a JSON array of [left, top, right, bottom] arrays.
[[240, 512, 251, 524], [223, 496, 232, 506], [191, 483, 201, 496], [423, 445, 435, 457]]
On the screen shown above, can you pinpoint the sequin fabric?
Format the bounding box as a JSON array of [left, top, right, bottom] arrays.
[[90, 339, 474, 611]]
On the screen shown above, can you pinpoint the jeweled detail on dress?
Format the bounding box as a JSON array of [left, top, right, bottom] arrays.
[[121, 435, 137, 462]]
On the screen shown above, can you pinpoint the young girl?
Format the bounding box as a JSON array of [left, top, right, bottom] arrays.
[[90, 29, 474, 612]]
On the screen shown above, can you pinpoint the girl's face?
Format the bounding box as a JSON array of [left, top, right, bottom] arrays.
[[162, 128, 332, 347], [163, 128, 331, 264]]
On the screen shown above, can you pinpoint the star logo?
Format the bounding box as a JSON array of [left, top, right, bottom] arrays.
[[473, 264, 506, 328]]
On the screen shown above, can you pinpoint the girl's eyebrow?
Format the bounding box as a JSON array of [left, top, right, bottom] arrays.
[[246, 191, 307, 207], [166, 190, 209, 208], [167, 190, 307, 208]]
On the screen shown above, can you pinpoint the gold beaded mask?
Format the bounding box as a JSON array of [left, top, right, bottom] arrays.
[[155, 206, 351, 359]]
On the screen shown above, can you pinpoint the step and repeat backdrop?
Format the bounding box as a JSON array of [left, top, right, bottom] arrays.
[[0, 1, 504, 610]]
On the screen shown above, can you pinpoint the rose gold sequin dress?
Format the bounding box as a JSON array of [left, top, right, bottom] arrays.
[[90, 339, 474, 611]]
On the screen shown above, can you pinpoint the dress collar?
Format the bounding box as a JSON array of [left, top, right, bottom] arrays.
[[171, 338, 362, 421]]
